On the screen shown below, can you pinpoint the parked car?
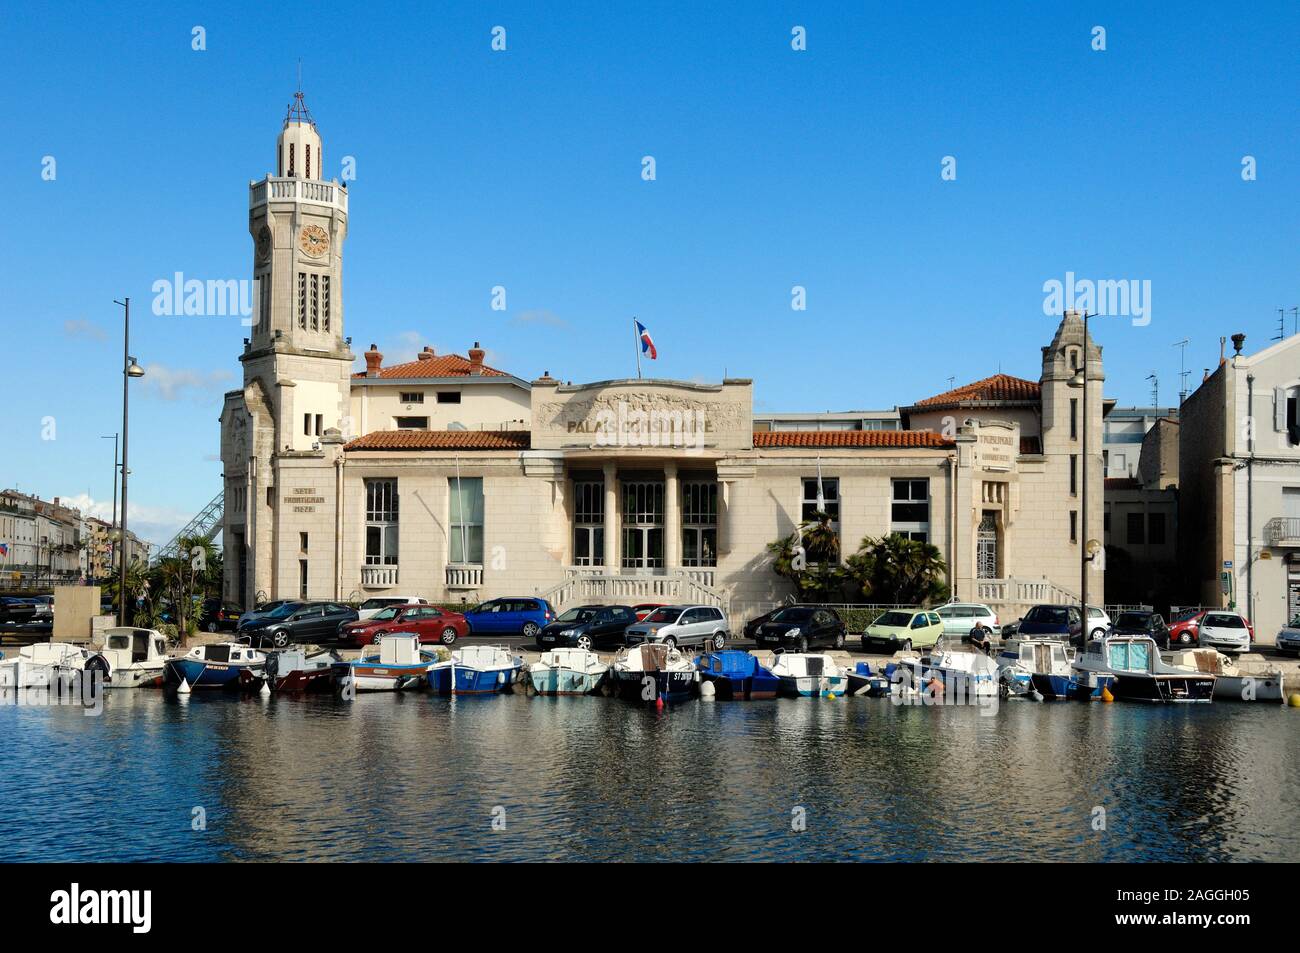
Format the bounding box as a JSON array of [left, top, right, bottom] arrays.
[[199, 598, 243, 633], [538, 604, 638, 650], [624, 605, 730, 650], [1085, 606, 1112, 641], [935, 603, 1000, 642], [1276, 615, 1300, 657], [1167, 609, 1205, 647], [632, 603, 666, 622], [340, 604, 469, 647], [861, 609, 944, 653], [750, 605, 845, 652], [356, 595, 429, 621], [0, 597, 38, 627], [1196, 611, 1253, 654], [27, 595, 53, 623], [238, 599, 296, 630], [743, 608, 782, 642], [240, 601, 359, 648], [463, 598, 556, 639], [1109, 610, 1171, 649], [1015, 604, 1084, 646]]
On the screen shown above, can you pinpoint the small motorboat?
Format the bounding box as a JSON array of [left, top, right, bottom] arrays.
[[610, 643, 697, 703], [925, 643, 1000, 698], [83, 627, 169, 688], [0, 641, 89, 690], [339, 633, 438, 692], [240, 647, 341, 693], [843, 661, 892, 697], [996, 637, 1075, 699], [1169, 648, 1285, 703], [695, 650, 779, 700], [1072, 635, 1215, 703], [528, 647, 607, 696], [164, 640, 267, 690], [428, 645, 524, 695], [769, 653, 847, 697]]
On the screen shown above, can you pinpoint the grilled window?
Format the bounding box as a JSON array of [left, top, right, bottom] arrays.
[[573, 481, 604, 567], [365, 479, 398, 566]]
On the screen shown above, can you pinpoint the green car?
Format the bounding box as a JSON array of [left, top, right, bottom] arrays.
[[862, 609, 945, 653]]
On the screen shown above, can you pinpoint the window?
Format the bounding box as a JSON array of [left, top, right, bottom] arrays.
[[297, 272, 306, 329], [257, 275, 270, 335], [310, 274, 319, 330], [394, 416, 429, 430], [1070, 399, 1078, 440], [299, 559, 308, 599], [399, 392, 424, 404], [1286, 391, 1299, 446], [1148, 512, 1166, 545], [1070, 510, 1078, 543], [572, 481, 604, 567], [315, 414, 323, 437], [322, 276, 331, 332], [449, 477, 484, 564], [1070, 455, 1078, 496], [303, 413, 312, 436], [289, 143, 295, 177], [622, 481, 664, 569], [365, 479, 399, 566], [305, 144, 312, 180], [436, 392, 462, 404], [891, 478, 929, 542], [682, 481, 717, 567], [802, 477, 839, 524], [1127, 512, 1145, 545], [299, 532, 308, 553]]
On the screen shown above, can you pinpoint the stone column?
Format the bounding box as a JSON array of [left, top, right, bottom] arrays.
[[664, 462, 680, 572], [603, 462, 618, 572]]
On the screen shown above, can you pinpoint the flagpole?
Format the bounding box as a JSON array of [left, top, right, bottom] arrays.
[[633, 316, 642, 379]]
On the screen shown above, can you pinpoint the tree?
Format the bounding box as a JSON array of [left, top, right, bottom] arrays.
[[766, 512, 846, 602], [842, 534, 949, 605]]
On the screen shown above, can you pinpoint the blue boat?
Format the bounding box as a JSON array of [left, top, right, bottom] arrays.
[[843, 661, 892, 697], [427, 645, 523, 695], [695, 651, 779, 700], [164, 641, 266, 690]]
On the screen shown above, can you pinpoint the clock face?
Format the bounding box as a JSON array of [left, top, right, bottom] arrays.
[[255, 225, 272, 262], [299, 224, 329, 258]]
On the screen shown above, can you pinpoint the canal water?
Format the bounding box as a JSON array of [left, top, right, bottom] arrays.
[[2, 691, 1297, 862]]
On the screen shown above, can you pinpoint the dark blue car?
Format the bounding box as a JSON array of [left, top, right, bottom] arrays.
[[1015, 604, 1084, 646], [463, 597, 556, 639]]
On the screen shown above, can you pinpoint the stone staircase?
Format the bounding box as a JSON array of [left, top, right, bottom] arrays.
[[541, 571, 730, 617], [974, 576, 1081, 621]]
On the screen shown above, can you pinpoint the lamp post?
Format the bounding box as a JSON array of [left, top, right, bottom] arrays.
[[114, 298, 145, 625]]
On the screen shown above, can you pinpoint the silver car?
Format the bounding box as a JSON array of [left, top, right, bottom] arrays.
[[624, 605, 728, 650], [935, 603, 1001, 640]]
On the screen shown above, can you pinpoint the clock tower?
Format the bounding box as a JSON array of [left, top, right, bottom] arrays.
[[221, 89, 354, 608]]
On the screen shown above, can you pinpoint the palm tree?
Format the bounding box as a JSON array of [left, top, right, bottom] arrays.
[[844, 534, 949, 605]]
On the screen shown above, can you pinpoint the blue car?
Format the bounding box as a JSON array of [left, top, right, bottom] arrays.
[[1015, 604, 1084, 647], [463, 598, 556, 639]]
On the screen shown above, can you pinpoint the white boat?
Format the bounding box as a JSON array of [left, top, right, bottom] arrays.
[[1170, 648, 1285, 703], [428, 645, 524, 695], [926, 644, 1000, 698], [995, 637, 1075, 699], [1072, 635, 1215, 703], [84, 627, 169, 688], [529, 647, 607, 695], [609, 643, 697, 702], [769, 653, 847, 697], [0, 641, 90, 690], [340, 633, 438, 692]]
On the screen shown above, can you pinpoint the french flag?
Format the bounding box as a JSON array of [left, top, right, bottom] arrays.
[[636, 320, 657, 360]]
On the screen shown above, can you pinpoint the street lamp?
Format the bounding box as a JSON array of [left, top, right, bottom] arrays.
[[114, 297, 144, 625], [1067, 311, 1102, 644]]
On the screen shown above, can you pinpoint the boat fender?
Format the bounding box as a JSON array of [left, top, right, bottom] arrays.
[[1028, 688, 1044, 703], [698, 680, 716, 699], [177, 678, 192, 695], [260, 679, 271, 697], [1100, 685, 1114, 703], [1288, 693, 1300, 708]]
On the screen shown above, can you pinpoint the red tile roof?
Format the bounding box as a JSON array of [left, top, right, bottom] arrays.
[[353, 352, 510, 380], [912, 373, 1041, 408], [753, 430, 953, 449], [344, 430, 531, 451]]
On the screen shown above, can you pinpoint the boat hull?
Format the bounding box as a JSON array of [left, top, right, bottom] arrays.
[[428, 664, 521, 695], [1113, 673, 1215, 703], [342, 662, 429, 692], [698, 671, 779, 700], [238, 666, 337, 693], [164, 658, 250, 690], [1211, 674, 1285, 703], [108, 664, 165, 689], [612, 669, 695, 703], [777, 673, 847, 698], [529, 667, 604, 696]]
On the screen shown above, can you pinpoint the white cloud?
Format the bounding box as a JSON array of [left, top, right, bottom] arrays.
[[138, 364, 234, 402], [63, 319, 108, 342], [512, 308, 569, 330], [59, 493, 194, 549]]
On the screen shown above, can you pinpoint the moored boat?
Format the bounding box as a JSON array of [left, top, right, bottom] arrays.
[[0, 641, 89, 690], [695, 650, 779, 700], [428, 645, 524, 695], [84, 627, 168, 688], [996, 637, 1074, 699], [610, 643, 696, 703], [1072, 635, 1215, 703], [769, 652, 847, 697], [925, 643, 1000, 698], [164, 640, 267, 690], [240, 647, 341, 693], [1169, 648, 1285, 703], [528, 647, 607, 695], [843, 661, 892, 697], [339, 633, 438, 692]]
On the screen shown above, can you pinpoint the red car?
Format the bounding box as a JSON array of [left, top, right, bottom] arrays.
[[1167, 610, 1205, 647], [632, 603, 666, 622], [340, 605, 469, 647]]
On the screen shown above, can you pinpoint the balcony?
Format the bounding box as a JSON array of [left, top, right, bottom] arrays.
[[446, 564, 483, 589], [361, 565, 399, 588], [1265, 517, 1300, 546], [249, 175, 348, 214]]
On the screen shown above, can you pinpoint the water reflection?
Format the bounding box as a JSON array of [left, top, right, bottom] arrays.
[[0, 691, 1296, 861]]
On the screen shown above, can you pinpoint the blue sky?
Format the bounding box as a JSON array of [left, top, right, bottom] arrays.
[[2, 1, 1297, 546]]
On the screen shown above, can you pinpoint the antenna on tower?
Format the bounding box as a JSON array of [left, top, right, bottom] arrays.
[[1173, 338, 1189, 406], [1275, 308, 1286, 342], [1145, 372, 1158, 409]]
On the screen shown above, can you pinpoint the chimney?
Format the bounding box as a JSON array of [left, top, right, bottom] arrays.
[[417, 346, 436, 361], [468, 341, 485, 375], [365, 344, 383, 377]]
